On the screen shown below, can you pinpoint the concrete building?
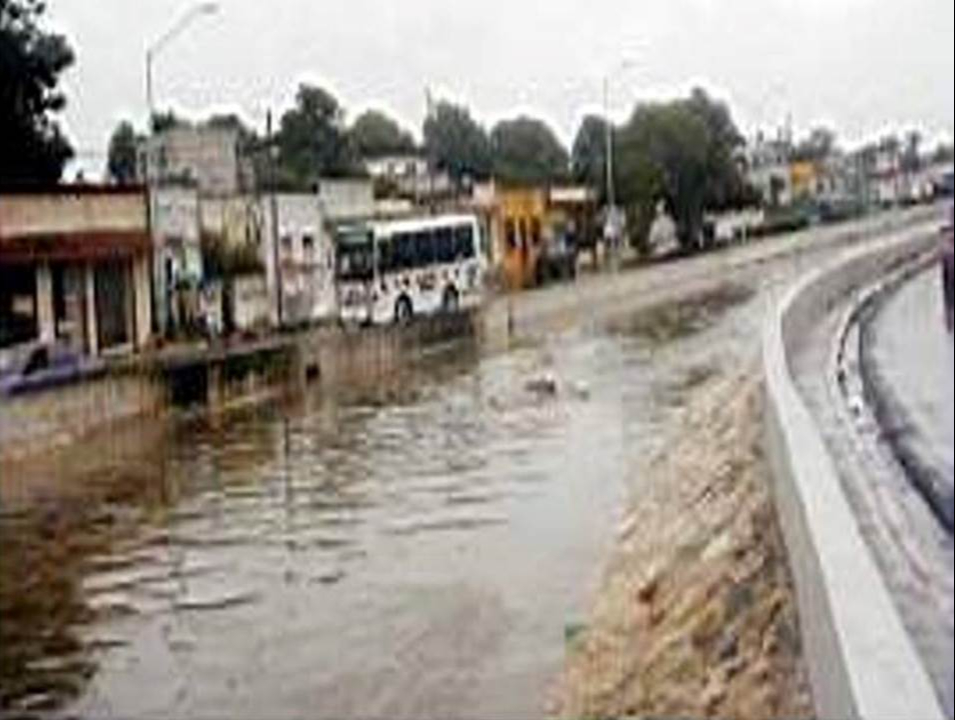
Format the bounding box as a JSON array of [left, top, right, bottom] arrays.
[[317, 178, 375, 221], [0, 186, 152, 356], [363, 153, 454, 201], [364, 154, 428, 183], [149, 185, 203, 334], [139, 125, 252, 197], [743, 134, 793, 207], [260, 193, 336, 326]]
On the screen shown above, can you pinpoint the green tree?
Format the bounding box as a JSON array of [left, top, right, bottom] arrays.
[[106, 120, 142, 184], [490, 116, 569, 184], [275, 84, 357, 187], [616, 88, 746, 252], [793, 126, 836, 163], [423, 100, 492, 185], [351, 109, 416, 158], [571, 114, 608, 195], [901, 129, 922, 173], [150, 109, 186, 134], [0, 0, 74, 187]]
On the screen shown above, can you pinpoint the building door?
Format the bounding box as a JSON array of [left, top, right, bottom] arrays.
[[95, 260, 132, 350], [52, 263, 88, 353]]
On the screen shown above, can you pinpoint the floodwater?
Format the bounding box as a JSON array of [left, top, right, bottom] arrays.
[[0, 284, 757, 719]]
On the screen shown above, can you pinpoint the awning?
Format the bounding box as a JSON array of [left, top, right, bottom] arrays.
[[0, 231, 151, 263]]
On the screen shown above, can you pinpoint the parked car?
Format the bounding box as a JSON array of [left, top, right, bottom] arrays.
[[0, 341, 105, 397]]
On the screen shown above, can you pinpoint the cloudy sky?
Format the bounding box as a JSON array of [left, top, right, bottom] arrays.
[[48, 0, 954, 176]]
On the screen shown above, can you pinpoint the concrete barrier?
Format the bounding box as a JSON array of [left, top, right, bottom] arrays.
[[762, 226, 945, 720]]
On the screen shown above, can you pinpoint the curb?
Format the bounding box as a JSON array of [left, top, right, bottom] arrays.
[[761, 227, 945, 720]]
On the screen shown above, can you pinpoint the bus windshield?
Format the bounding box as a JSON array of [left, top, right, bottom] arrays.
[[336, 230, 374, 282]]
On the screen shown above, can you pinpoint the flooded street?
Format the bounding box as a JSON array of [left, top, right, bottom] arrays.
[[1, 289, 764, 719], [0, 217, 919, 719]]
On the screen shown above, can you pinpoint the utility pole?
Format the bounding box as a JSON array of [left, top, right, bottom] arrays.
[[604, 75, 615, 212], [425, 87, 436, 214], [267, 109, 283, 327]]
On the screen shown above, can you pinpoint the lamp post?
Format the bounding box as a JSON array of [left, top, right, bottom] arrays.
[[602, 58, 634, 266], [143, 1, 218, 336], [145, 1, 219, 123]]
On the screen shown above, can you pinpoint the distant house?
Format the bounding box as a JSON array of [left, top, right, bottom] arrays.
[[138, 125, 253, 197], [471, 182, 594, 290], [363, 153, 454, 201], [259, 193, 336, 327], [742, 134, 793, 207], [0, 186, 152, 356]]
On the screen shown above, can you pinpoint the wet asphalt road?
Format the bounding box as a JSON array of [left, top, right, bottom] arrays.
[[791, 238, 954, 720], [864, 264, 955, 529]]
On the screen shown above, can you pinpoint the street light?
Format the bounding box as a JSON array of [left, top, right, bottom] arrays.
[[602, 58, 635, 263], [145, 1, 219, 121]]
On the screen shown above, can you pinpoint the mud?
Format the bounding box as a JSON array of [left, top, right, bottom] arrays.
[[550, 368, 813, 719]]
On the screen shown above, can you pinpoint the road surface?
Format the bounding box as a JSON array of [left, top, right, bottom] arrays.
[[863, 264, 955, 530], [791, 248, 954, 719]]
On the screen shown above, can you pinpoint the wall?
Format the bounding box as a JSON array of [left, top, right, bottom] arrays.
[[0, 190, 146, 238], [0, 369, 164, 464], [762, 227, 944, 719], [260, 193, 336, 325]]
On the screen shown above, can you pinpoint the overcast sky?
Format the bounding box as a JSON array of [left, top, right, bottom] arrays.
[[49, 0, 954, 176]]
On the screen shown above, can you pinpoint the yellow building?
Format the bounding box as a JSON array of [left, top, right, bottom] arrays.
[[472, 183, 553, 290], [789, 161, 818, 200]]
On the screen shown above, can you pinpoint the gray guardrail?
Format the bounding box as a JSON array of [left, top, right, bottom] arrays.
[[762, 226, 945, 720]]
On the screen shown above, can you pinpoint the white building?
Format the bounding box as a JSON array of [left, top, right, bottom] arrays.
[[139, 125, 252, 198], [149, 186, 203, 334], [742, 134, 793, 207], [260, 194, 336, 326]]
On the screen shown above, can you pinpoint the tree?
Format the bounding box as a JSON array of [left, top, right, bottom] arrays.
[[1, 0, 75, 187], [793, 126, 836, 163], [150, 109, 186, 134], [423, 100, 492, 185], [350, 109, 416, 158], [901, 129, 922, 173], [106, 120, 141, 184], [490, 116, 569, 184], [571, 114, 608, 196], [275, 84, 357, 188], [615, 88, 746, 252]]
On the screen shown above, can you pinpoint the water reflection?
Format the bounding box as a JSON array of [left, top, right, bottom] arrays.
[[0, 286, 756, 718]]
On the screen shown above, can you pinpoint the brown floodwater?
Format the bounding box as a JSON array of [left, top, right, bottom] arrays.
[[0, 284, 759, 719]]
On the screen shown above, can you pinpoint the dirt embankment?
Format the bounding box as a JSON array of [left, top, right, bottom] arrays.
[[549, 367, 813, 719]]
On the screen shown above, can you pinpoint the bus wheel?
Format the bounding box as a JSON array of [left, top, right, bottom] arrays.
[[442, 286, 459, 313], [395, 296, 413, 324]]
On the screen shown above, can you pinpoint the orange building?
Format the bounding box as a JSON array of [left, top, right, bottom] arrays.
[[472, 182, 596, 290]]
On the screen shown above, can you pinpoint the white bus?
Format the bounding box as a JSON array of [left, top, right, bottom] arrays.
[[335, 213, 485, 325]]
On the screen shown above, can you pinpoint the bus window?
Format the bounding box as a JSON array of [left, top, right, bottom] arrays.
[[504, 218, 516, 250], [394, 232, 415, 269], [454, 224, 474, 259], [435, 226, 455, 264], [413, 230, 435, 267], [376, 236, 395, 273]]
